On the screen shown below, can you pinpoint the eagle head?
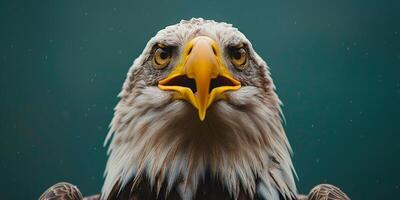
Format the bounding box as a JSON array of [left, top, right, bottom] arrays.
[[102, 18, 297, 200]]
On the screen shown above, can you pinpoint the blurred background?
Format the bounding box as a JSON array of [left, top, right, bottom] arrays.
[[1, 0, 399, 199]]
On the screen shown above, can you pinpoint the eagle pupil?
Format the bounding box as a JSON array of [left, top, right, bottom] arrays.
[[160, 50, 169, 59], [232, 49, 242, 60]]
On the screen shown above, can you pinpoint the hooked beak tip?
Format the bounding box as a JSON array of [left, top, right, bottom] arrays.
[[198, 109, 206, 121]]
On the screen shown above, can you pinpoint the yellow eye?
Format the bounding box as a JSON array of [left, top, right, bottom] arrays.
[[229, 47, 247, 69], [153, 47, 171, 69]]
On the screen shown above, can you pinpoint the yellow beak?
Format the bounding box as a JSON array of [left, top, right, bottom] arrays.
[[158, 36, 241, 121]]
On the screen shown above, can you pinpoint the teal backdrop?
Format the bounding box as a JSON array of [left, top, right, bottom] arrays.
[[1, 0, 399, 199]]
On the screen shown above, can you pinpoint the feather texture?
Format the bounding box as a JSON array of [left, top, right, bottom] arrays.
[[101, 18, 297, 200]]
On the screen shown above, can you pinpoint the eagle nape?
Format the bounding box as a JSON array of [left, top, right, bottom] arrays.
[[40, 18, 351, 200]]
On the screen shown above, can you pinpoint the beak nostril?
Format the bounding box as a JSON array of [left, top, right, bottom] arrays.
[[187, 46, 193, 55], [161, 75, 197, 93], [212, 46, 217, 56]]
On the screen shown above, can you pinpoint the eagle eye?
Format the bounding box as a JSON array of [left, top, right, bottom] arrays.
[[153, 46, 172, 69], [229, 46, 247, 70]]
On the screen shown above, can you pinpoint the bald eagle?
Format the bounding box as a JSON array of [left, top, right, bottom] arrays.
[[101, 18, 296, 200], [40, 18, 350, 200]]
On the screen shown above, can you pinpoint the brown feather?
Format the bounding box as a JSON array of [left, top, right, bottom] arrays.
[[39, 182, 83, 200]]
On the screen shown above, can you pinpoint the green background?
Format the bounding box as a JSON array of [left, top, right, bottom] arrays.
[[1, 0, 399, 199]]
